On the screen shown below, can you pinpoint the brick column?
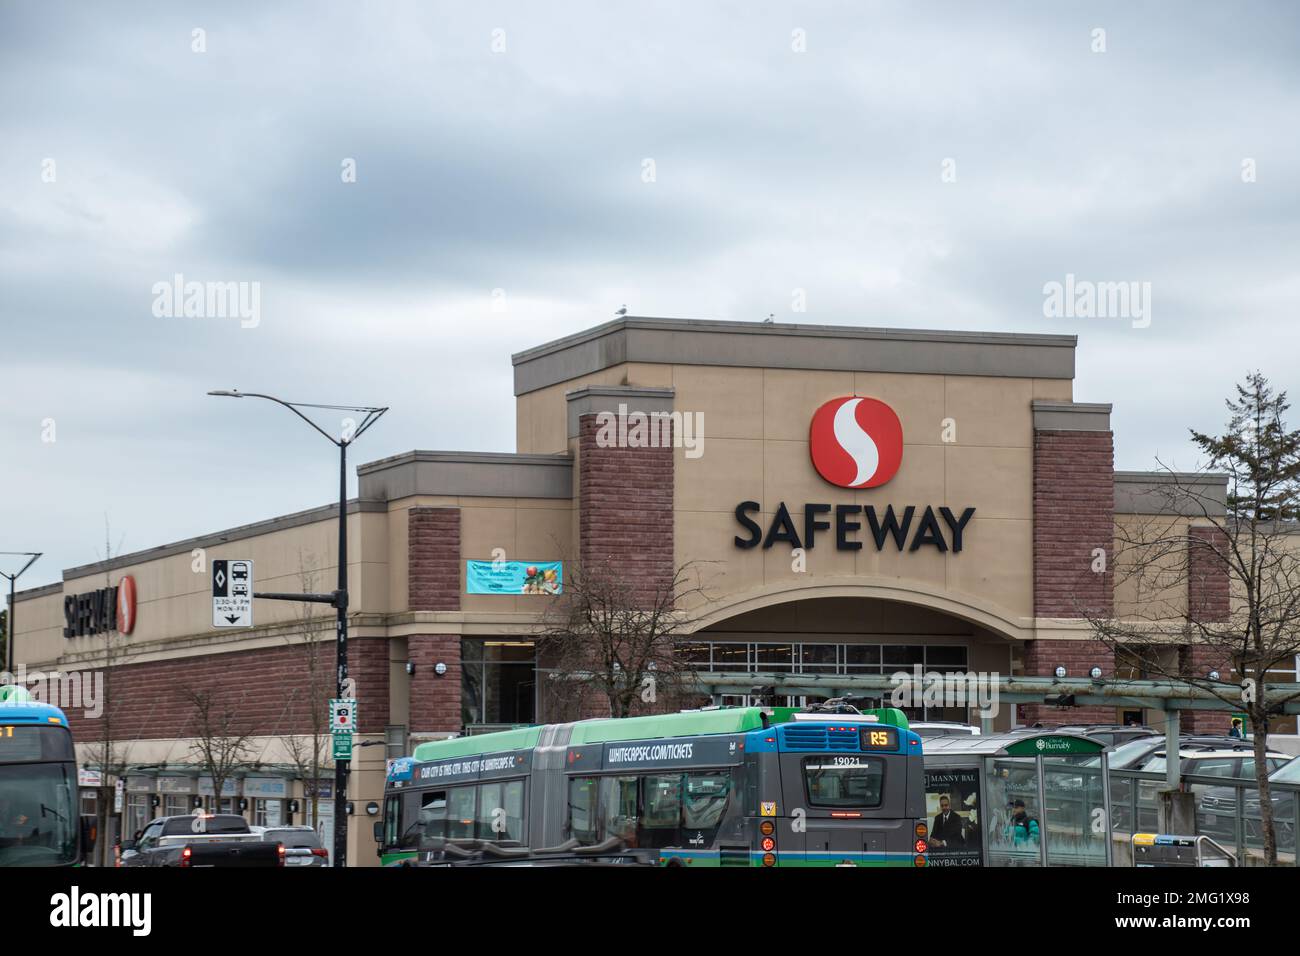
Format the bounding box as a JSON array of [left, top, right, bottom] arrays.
[[408, 635, 462, 734], [349, 637, 391, 735], [1183, 525, 1232, 733], [1022, 402, 1115, 724], [409, 507, 461, 611], [407, 507, 461, 735], [1188, 525, 1230, 624], [574, 397, 675, 600]]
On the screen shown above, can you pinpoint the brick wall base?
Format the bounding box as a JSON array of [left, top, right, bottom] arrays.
[[408, 635, 461, 734], [66, 635, 390, 740], [1018, 638, 1118, 726]]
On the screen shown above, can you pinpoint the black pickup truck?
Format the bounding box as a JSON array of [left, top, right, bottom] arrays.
[[120, 814, 283, 867]]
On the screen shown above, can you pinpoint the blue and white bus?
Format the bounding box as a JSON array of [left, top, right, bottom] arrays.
[[0, 686, 95, 866]]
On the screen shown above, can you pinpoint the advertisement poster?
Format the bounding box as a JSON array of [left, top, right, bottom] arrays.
[[466, 560, 563, 595], [924, 768, 982, 866]]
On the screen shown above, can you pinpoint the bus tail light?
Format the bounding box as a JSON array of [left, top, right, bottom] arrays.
[[914, 854, 927, 867], [759, 820, 775, 837], [915, 822, 927, 838], [760, 837, 775, 852], [915, 839, 928, 854], [180, 846, 192, 867], [761, 852, 777, 867]]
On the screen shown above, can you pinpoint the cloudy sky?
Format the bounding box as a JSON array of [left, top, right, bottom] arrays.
[[2, 1, 1298, 588]]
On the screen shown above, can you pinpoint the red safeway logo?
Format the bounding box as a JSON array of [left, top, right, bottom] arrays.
[[116, 575, 136, 635], [809, 397, 904, 489]]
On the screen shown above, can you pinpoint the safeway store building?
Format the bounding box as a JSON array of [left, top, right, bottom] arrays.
[[11, 317, 1247, 864]]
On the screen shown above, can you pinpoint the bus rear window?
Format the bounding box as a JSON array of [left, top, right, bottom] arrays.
[[803, 756, 884, 808]]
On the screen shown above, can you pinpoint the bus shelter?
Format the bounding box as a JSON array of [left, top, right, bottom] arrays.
[[920, 732, 1112, 867]]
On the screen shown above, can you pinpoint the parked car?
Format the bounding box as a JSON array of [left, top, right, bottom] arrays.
[[120, 814, 284, 867], [1135, 747, 1288, 778], [910, 721, 980, 739], [252, 825, 329, 867], [1106, 735, 1243, 770], [1196, 754, 1300, 848]]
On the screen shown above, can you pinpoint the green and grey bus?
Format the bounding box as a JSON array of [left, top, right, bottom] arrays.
[[379, 704, 928, 867]]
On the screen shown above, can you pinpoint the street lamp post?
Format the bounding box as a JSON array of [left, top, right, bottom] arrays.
[[1, 553, 42, 675], [208, 390, 387, 868]]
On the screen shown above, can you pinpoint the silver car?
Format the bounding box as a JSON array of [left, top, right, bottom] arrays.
[[252, 825, 329, 867]]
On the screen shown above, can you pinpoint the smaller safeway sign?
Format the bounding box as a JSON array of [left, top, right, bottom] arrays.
[[212, 559, 254, 628]]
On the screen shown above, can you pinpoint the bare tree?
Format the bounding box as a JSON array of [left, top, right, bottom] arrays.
[[1087, 372, 1300, 865], [81, 518, 143, 865], [536, 554, 711, 720], [270, 551, 333, 828], [182, 686, 255, 815]]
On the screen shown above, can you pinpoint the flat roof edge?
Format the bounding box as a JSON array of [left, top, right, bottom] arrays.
[[512, 316, 1078, 395], [511, 316, 1079, 365], [53, 499, 383, 586], [358, 449, 573, 476]]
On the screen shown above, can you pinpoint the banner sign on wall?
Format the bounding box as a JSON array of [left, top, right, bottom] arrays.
[[466, 561, 563, 595]]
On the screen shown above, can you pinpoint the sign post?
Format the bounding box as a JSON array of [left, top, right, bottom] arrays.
[[211, 559, 254, 627]]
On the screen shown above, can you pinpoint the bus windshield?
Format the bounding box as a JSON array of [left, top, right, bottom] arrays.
[[0, 762, 79, 866], [803, 756, 884, 808]]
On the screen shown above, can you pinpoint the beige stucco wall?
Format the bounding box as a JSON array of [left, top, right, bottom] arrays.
[[385, 494, 574, 616], [1111, 512, 1192, 622], [15, 509, 383, 670], [517, 361, 1075, 636]]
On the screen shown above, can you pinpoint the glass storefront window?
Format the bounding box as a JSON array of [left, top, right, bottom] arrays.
[[800, 645, 838, 673], [711, 643, 748, 671], [126, 794, 151, 840], [925, 646, 967, 667], [844, 645, 882, 669], [883, 645, 925, 668], [462, 640, 536, 728], [752, 644, 794, 670], [678, 643, 711, 668]]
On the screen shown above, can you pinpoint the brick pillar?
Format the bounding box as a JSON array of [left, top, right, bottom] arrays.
[[349, 637, 391, 735], [1183, 525, 1232, 733], [1033, 428, 1114, 619], [408, 507, 461, 735], [1188, 525, 1230, 624], [408, 635, 462, 735], [577, 413, 674, 599], [409, 507, 461, 611], [1023, 404, 1115, 724]]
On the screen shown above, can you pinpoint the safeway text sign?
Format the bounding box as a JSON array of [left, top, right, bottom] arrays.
[[212, 559, 254, 627]]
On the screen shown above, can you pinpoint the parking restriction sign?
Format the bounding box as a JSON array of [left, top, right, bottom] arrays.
[[329, 699, 357, 733]]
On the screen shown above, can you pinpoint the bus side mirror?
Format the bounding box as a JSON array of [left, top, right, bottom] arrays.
[[81, 815, 98, 851], [373, 821, 382, 843]]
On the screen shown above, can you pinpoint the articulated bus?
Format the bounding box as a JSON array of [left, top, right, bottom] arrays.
[[0, 686, 96, 866], [379, 704, 928, 867]]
